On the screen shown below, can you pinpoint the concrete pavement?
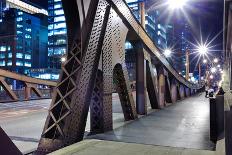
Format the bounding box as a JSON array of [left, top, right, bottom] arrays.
[[90, 94, 214, 150], [0, 94, 127, 154], [49, 139, 217, 155]]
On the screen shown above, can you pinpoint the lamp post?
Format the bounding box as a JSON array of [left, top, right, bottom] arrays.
[[185, 50, 190, 80], [139, 1, 145, 29]]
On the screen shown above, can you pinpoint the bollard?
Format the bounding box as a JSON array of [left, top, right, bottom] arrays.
[[215, 95, 224, 139], [225, 105, 232, 155], [209, 97, 217, 143]]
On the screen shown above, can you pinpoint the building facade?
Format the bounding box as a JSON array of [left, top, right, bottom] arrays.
[[48, 0, 66, 70], [0, 8, 48, 88]]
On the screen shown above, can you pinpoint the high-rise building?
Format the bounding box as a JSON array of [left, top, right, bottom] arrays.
[[48, 0, 66, 70], [127, 0, 167, 49], [0, 0, 48, 16], [166, 18, 192, 75], [0, 8, 48, 88], [0, 8, 48, 73]]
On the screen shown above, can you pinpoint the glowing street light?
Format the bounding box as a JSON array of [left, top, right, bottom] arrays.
[[213, 58, 218, 63], [210, 67, 217, 73], [61, 56, 66, 63], [217, 64, 221, 68], [203, 59, 207, 64], [164, 49, 172, 57], [168, 0, 187, 10], [210, 75, 214, 79], [197, 45, 208, 55]]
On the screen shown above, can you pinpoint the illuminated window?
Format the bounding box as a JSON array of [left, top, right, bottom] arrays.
[[25, 54, 31, 59], [0, 60, 5, 66], [8, 46, 11, 51], [25, 34, 31, 39], [54, 0, 61, 2], [54, 47, 66, 55], [17, 24, 23, 28], [56, 39, 66, 45], [24, 62, 31, 67], [0, 46, 6, 51], [7, 61, 12, 66], [54, 29, 66, 35], [125, 41, 133, 49], [17, 31, 22, 34], [16, 17, 23, 22], [8, 53, 12, 58], [48, 24, 53, 30], [54, 16, 65, 22], [0, 53, 5, 58], [48, 31, 54, 36], [18, 12, 23, 15], [54, 23, 66, 29], [54, 4, 62, 9], [16, 53, 23, 58], [16, 61, 23, 66], [25, 28, 31, 32], [54, 9, 64, 15]]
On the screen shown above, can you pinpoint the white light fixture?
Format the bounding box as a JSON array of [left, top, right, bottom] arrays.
[[61, 57, 66, 62], [210, 75, 214, 79], [203, 59, 207, 64], [164, 49, 172, 57], [211, 67, 216, 73], [197, 45, 208, 55], [213, 58, 218, 63], [217, 64, 221, 68], [168, 0, 187, 10]]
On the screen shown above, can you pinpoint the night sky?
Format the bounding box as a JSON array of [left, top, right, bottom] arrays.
[[30, 0, 223, 55]]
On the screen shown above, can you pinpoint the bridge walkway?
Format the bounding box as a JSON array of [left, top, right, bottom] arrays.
[[50, 93, 222, 155], [89, 93, 214, 150]]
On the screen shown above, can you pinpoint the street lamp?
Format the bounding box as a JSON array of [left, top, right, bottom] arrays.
[[211, 67, 217, 73], [197, 45, 208, 55], [210, 75, 214, 79], [213, 58, 218, 63], [61, 56, 66, 63], [217, 64, 221, 68], [203, 59, 207, 64], [164, 49, 172, 57], [167, 0, 187, 10]]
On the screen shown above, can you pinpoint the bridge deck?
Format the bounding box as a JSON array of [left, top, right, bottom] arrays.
[[89, 94, 215, 150]]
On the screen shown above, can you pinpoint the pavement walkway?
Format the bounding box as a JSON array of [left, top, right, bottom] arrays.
[[89, 93, 214, 150], [49, 139, 218, 155], [48, 94, 225, 155]]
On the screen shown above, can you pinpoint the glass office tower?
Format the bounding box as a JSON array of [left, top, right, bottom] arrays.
[[48, 0, 66, 70]]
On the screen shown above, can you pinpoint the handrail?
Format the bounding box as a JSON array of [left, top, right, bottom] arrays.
[[0, 69, 57, 86]]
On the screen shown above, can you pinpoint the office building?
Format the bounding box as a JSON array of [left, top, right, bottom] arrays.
[[0, 8, 48, 88], [48, 0, 66, 70]]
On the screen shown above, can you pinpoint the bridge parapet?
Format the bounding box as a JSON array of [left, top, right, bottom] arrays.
[[0, 69, 56, 102]]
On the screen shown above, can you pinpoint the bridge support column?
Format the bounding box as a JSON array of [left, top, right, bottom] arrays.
[[185, 87, 190, 97], [146, 62, 159, 109], [25, 83, 42, 100], [136, 46, 147, 115], [170, 79, 178, 103], [165, 75, 172, 104], [179, 84, 185, 99], [0, 76, 18, 101], [158, 69, 165, 108]]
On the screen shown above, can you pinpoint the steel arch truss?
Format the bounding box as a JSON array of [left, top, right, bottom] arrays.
[[35, 0, 203, 154]]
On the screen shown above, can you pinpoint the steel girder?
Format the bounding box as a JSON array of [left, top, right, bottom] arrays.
[[35, 0, 203, 154]]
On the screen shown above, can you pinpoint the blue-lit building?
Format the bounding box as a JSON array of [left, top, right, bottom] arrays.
[[48, 0, 66, 70], [127, 0, 168, 49], [0, 8, 48, 75], [166, 18, 192, 75], [0, 8, 48, 88]]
